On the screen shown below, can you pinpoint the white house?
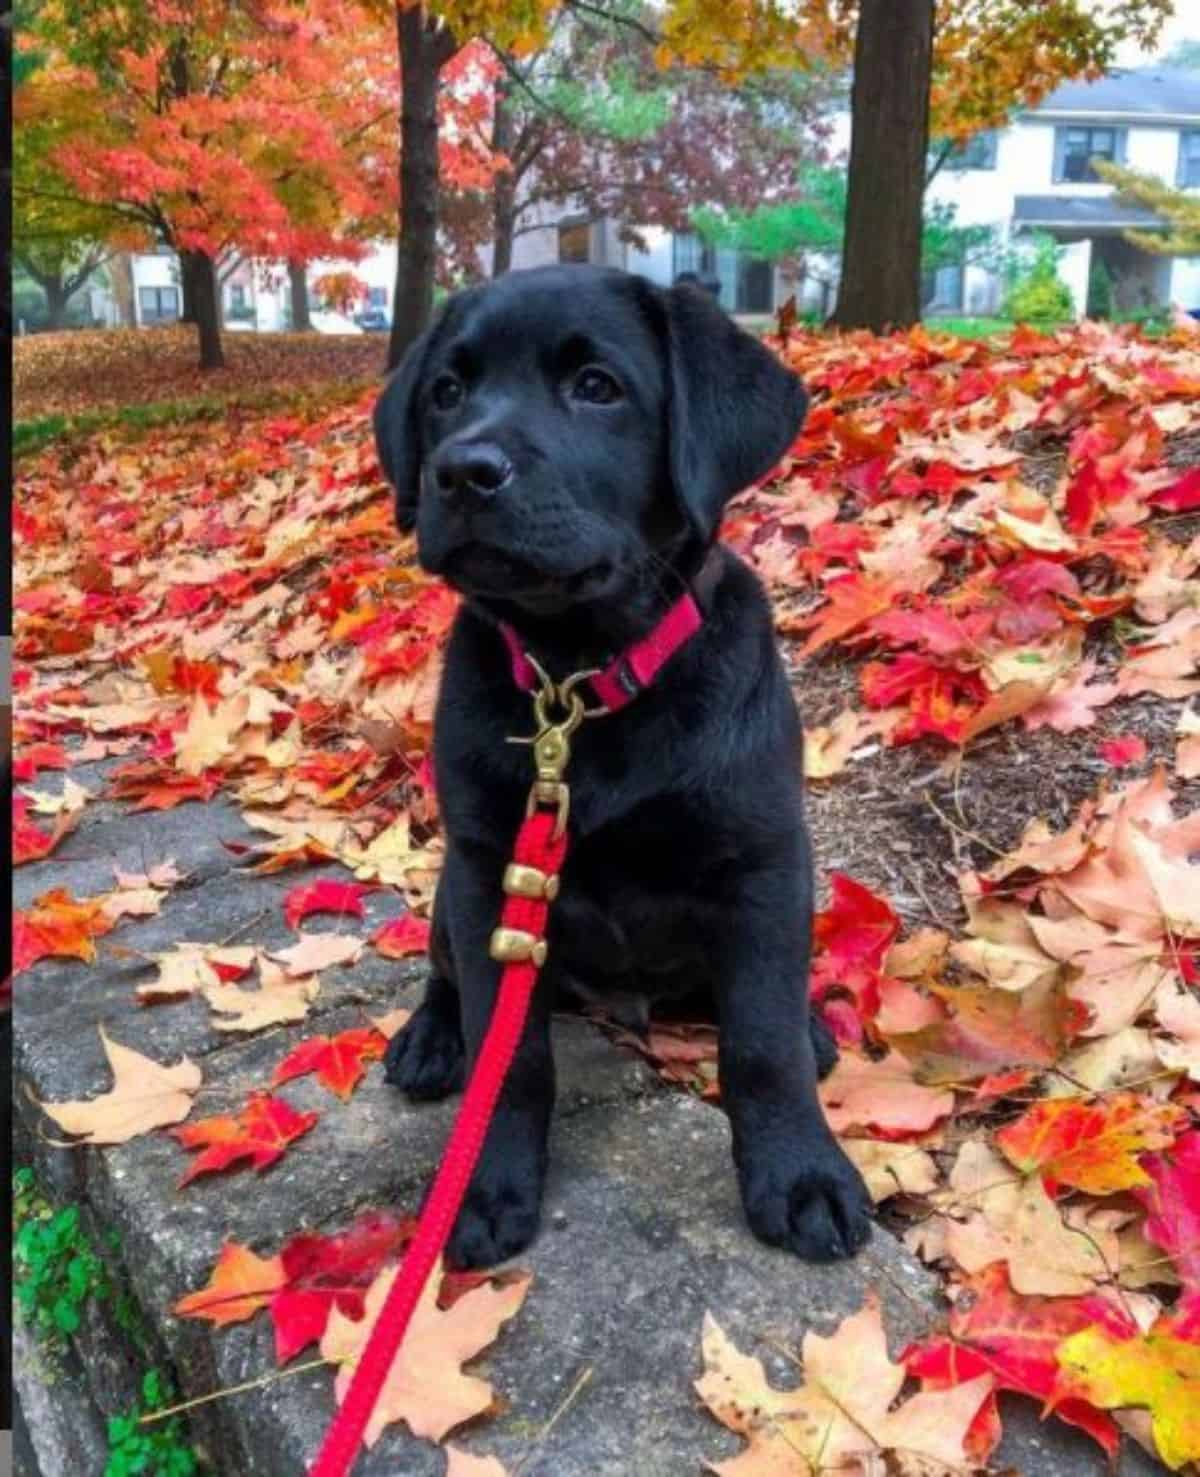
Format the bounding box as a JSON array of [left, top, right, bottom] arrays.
[[920, 64, 1200, 318], [497, 63, 1200, 321]]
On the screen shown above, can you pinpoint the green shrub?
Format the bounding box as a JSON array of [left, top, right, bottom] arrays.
[[1003, 232, 1075, 323], [1087, 258, 1115, 319]]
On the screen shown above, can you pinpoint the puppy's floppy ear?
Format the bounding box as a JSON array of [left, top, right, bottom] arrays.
[[656, 282, 808, 542], [372, 301, 453, 532]]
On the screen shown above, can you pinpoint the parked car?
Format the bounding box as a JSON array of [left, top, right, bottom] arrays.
[[355, 307, 391, 333]]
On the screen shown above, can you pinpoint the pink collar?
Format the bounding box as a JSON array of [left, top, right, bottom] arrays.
[[499, 547, 723, 714]]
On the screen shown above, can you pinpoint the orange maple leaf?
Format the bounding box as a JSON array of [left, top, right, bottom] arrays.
[[172, 1092, 319, 1186]]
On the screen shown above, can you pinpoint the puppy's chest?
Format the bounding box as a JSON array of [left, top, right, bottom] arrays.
[[545, 801, 738, 988]]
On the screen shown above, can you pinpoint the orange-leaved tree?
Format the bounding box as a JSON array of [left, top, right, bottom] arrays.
[[16, 0, 496, 368]]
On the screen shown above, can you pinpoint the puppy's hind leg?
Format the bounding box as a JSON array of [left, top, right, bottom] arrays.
[[383, 897, 466, 1100]]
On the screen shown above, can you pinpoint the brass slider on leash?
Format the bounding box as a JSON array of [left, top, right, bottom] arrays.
[[502, 863, 560, 900], [489, 928, 549, 966]]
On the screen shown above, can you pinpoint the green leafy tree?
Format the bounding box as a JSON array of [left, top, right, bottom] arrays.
[[693, 166, 999, 314]]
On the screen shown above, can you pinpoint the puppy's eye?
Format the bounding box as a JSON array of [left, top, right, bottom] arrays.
[[571, 366, 622, 405], [430, 374, 464, 411]]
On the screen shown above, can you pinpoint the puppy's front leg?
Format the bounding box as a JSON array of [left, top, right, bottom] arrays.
[[440, 841, 556, 1269], [714, 868, 872, 1262]]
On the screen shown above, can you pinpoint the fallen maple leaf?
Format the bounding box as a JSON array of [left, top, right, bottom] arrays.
[[1098, 734, 1148, 767], [444, 1449, 508, 1477], [282, 878, 372, 931], [819, 1050, 955, 1138], [39, 1027, 201, 1144], [995, 1093, 1188, 1195], [137, 943, 257, 1004], [1056, 1319, 1200, 1471], [268, 931, 364, 976], [923, 1138, 1117, 1295], [904, 1263, 1137, 1462], [12, 792, 82, 866], [174, 1242, 286, 1327], [13, 887, 114, 974], [271, 1027, 386, 1100], [841, 1138, 939, 1203], [173, 1092, 319, 1186], [204, 971, 320, 1033], [371, 912, 432, 960], [272, 1208, 417, 1363], [1154, 980, 1200, 1082], [695, 1293, 993, 1476], [1132, 1132, 1200, 1326], [886, 973, 1080, 1084], [320, 1258, 531, 1446], [1177, 704, 1200, 781]]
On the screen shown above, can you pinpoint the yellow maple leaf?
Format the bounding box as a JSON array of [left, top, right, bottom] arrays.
[[1057, 1321, 1200, 1471]]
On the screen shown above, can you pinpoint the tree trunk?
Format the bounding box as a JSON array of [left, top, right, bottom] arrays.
[[178, 250, 198, 323], [387, 9, 458, 371], [110, 252, 137, 327], [45, 277, 69, 330], [490, 77, 516, 277], [830, 0, 933, 332], [185, 249, 225, 369], [288, 259, 312, 331]]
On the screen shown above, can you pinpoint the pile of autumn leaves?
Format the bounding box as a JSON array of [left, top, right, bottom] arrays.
[[11, 317, 1200, 1474]]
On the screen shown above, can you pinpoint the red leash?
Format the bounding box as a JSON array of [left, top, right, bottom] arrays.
[[309, 809, 566, 1476], [310, 563, 715, 1474]]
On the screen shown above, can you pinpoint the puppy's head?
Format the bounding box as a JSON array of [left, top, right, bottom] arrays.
[[374, 264, 806, 618]]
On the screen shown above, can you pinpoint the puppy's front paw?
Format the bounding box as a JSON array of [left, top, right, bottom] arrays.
[[447, 1150, 545, 1269], [383, 998, 464, 1100], [739, 1138, 872, 1263]]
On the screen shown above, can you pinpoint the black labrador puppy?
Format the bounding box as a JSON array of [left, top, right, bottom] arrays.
[[373, 263, 872, 1269]]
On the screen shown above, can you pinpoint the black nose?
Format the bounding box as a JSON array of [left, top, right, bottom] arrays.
[[433, 441, 513, 507]]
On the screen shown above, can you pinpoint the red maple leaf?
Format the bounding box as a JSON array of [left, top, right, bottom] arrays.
[[1097, 734, 1147, 767], [12, 743, 70, 782], [1150, 466, 1200, 512], [371, 913, 431, 959], [904, 1264, 1136, 1461], [271, 1027, 386, 1100], [1133, 1130, 1200, 1331], [281, 879, 372, 931], [272, 1209, 417, 1363]]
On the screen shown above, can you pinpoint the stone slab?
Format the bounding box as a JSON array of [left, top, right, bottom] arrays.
[[12, 788, 1164, 1475]]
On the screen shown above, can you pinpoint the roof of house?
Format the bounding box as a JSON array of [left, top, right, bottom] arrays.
[[1032, 65, 1200, 120], [1013, 194, 1165, 228]]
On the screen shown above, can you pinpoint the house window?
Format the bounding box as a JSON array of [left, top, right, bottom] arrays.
[[1054, 125, 1124, 183], [367, 286, 387, 307], [1179, 131, 1200, 188], [139, 285, 179, 323], [946, 131, 998, 170], [558, 222, 591, 264], [230, 284, 246, 309], [672, 232, 716, 279]]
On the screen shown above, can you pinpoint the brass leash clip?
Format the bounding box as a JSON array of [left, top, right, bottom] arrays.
[[507, 658, 598, 839]]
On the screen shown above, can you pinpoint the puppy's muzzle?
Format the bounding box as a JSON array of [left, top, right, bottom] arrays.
[[432, 440, 514, 513]]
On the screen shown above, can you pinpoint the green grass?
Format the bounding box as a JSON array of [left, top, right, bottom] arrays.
[[13, 378, 376, 461]]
